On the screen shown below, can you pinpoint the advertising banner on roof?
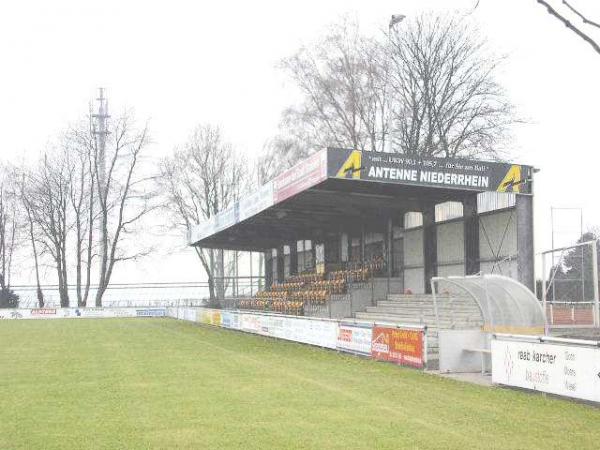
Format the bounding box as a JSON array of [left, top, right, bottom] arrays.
[[213, 203, 239, 233], [273, 150, 328, 203], [328, 148, 532, 194], [189, 220, 216, 245], [238, 181, 274, 223]]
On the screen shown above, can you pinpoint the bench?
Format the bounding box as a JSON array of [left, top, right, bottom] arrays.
[[464, 347, 491, 374]]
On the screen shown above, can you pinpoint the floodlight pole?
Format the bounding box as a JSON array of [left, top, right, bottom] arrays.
[[386, 14, 405, 153]]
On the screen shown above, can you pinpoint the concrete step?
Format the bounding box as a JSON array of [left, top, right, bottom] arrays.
[[358, 310, 474, 319], [380, 298, 476, 305], [354, 316, 479, 327], [370, 305, 480, 313], [366, 306, 480, 315], [377, 302, 477, 309], [363, 306, 480, 314], [354, 312, 481, 328], [386, 294, 470, 301]]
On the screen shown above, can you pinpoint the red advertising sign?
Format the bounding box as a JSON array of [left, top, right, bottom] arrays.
[[371, 326, 425, 368], [273, 150, 328, 203]]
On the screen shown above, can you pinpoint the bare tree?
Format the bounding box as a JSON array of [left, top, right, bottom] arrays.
[[389, 14, 514, 159], [14, 166, 45, 308], [17, 169, 45, 307], [27, 153, 71, 307], [0, 166, 20, 293], [280, 18, 389, 153], [278, 14, 514, 159], [158, 124, 246, 305], [536, 1, 600, 55], [62, 124, 96, 307], [257, 136, 312, 182], [87, 112, 155, 306], [6, 94, 153, 309]]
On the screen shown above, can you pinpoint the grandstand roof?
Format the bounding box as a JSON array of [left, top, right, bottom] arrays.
[[188, 148, 533, 251]]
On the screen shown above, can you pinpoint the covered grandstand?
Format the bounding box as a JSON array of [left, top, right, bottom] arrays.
[[189, 148, 535, 321]]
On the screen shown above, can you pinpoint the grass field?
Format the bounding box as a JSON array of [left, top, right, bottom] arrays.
[[1, 318, 600, 449]]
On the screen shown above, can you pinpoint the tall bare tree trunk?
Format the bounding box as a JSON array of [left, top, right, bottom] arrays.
[[83, 190, 94, 306]]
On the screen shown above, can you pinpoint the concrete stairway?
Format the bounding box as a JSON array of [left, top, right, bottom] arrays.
[[354, 293, 483, 368]]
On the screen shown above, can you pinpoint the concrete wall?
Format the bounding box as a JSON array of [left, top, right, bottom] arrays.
[[437, 220, 465, 278], [284, 254, 291, 278], [400, 207, 520, 293], [404, 228, 424, 293], [479, 209, 517, 279]]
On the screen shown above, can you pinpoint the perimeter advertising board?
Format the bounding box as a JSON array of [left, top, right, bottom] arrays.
[[492, 338, 600, 402], [329, 149, 532, 194], [186, 309, 339, 349], [167, 308, 429, 369], [337, 323, 373, 355], [286, 316, 338, 348], [371, 326, 425, 368], [0, 307, 161, 320], [221, 311, 233, 328], [135, 308, 166, 317], [197, 309, 222, 326]]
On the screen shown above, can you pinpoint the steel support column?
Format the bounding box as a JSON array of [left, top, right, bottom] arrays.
[[289, 242, 298, 276], [386, 216, 393, 280], [276, 245, 285, 283], [463, 195, 480, 275], [360, 224, 366, 265], [265, 250, 273, 288], [516, 194, 535, 292], [423, 205, 437, 294]]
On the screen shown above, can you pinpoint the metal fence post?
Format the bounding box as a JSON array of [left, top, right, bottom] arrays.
[[592, 241, 599, 327], [349, 276, 353, 315], [541, 251, 548, 329], [371, 273, 375, 306]]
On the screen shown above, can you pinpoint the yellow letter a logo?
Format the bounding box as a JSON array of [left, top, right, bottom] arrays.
[[336, 150, 362, 179], [497, 165, 522, 193]]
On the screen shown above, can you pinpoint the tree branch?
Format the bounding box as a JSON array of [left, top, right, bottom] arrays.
[[563, 1, 600, 30], [537, 0, 600, 55]]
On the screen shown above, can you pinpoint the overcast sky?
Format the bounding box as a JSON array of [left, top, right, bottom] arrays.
[[1, 0, 599, 284]]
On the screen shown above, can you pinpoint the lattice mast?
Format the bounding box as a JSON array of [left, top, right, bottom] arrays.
[[92, 88, 110, 300]]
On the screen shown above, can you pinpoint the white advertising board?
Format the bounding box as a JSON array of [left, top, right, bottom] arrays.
[[0, 307, 165, 320], [336, 324, 373, 355], [240, 313, 261, 333], [221, 311, 234, 328], [183, 307, 197, 322], [286, 316, 338, 349], [193, 309, 338, 349], [492, 338, 600, 403]]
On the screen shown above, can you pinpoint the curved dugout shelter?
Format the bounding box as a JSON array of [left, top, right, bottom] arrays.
[[432, 275, 546, 334], [189, 148, 535, 294]]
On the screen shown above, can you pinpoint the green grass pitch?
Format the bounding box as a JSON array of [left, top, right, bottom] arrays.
[[1, 318, 599, 449]]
